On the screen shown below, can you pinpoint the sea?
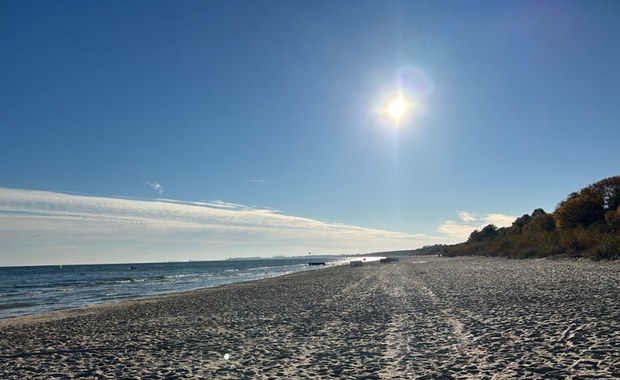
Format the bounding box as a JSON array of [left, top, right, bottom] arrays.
[[0, 257, 344, 320]]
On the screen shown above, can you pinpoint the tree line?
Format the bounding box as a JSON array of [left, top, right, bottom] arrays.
[[443, 175, 620, 260]]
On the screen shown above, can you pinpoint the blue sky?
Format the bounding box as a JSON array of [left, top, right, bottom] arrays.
[[1, 1, 619, 265]]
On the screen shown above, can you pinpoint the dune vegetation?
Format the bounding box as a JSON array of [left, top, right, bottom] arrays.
[[443, 176, 620, 260]]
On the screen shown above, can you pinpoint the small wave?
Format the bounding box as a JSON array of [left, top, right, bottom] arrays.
[[104, 293, 122, 298], [0, 292, 22, 298], [247, 266, 274, 272], [13, 284, 42, 289], [0, 302, 38, 311], [96, 278, 138, 285], [164, 273, 194, 279], [55, 279, 83, 286], [102, 293, 132, 300]]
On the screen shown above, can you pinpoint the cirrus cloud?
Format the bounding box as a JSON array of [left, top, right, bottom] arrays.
[[0, 188, 442, 265]]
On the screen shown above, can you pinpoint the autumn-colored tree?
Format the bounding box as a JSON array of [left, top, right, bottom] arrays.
[[524, 209, 556, 233], [469, 224, 499, 242], [554, 176, 620, 230], [589, 176, 620, 211], [605, 209, 620, 232], [554, 192, 601, 229], [511, 214, 532, 234], [446, 175, 620, 259]]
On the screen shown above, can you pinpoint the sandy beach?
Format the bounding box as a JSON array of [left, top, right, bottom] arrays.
[[1, 256, 619, 379]]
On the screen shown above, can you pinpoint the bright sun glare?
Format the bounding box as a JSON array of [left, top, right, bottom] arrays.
[[385, 96, 411, 123], [388, 98, 407, 119]]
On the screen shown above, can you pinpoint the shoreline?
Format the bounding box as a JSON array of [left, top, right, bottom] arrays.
[[0, 257, 331, 321], [0, 261, 334, 327], [2, 256, 619, 378]]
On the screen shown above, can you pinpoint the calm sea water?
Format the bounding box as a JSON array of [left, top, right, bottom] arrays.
[[0, 257, 340, 319]]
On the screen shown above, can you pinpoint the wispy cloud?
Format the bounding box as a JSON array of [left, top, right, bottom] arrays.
[[437, 211, 516, 240], [0, 188, 441, 265], [146, 182, 164, 194], [0, 188, 520, 265], [457, 211, 477, 223]]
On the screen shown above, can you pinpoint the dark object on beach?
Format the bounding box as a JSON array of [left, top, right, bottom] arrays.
[[380, 257, 399, 264], [308, 251, 325, 265]]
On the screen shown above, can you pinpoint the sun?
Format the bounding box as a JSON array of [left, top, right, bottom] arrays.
[[388, 98, 407, 119], [385, 96, 410, 122]]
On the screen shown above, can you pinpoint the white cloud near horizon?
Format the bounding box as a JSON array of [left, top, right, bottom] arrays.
[[0, 188, 443, 265], [437, 210, 516, 240]]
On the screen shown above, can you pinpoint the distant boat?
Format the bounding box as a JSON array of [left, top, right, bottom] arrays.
[[129, 265, 137, 270]]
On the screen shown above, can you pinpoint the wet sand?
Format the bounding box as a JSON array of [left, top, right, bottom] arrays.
[[1, 256, 619, 379]]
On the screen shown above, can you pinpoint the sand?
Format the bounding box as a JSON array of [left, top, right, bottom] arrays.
[[1, 256, 619, 379]]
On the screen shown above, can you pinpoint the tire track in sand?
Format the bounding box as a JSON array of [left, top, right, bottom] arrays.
[[377, 261, 485, 379], [287, 265, 391, 378]]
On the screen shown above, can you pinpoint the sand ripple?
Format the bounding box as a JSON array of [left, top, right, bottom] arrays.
[[1, 257, 619, 379]]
